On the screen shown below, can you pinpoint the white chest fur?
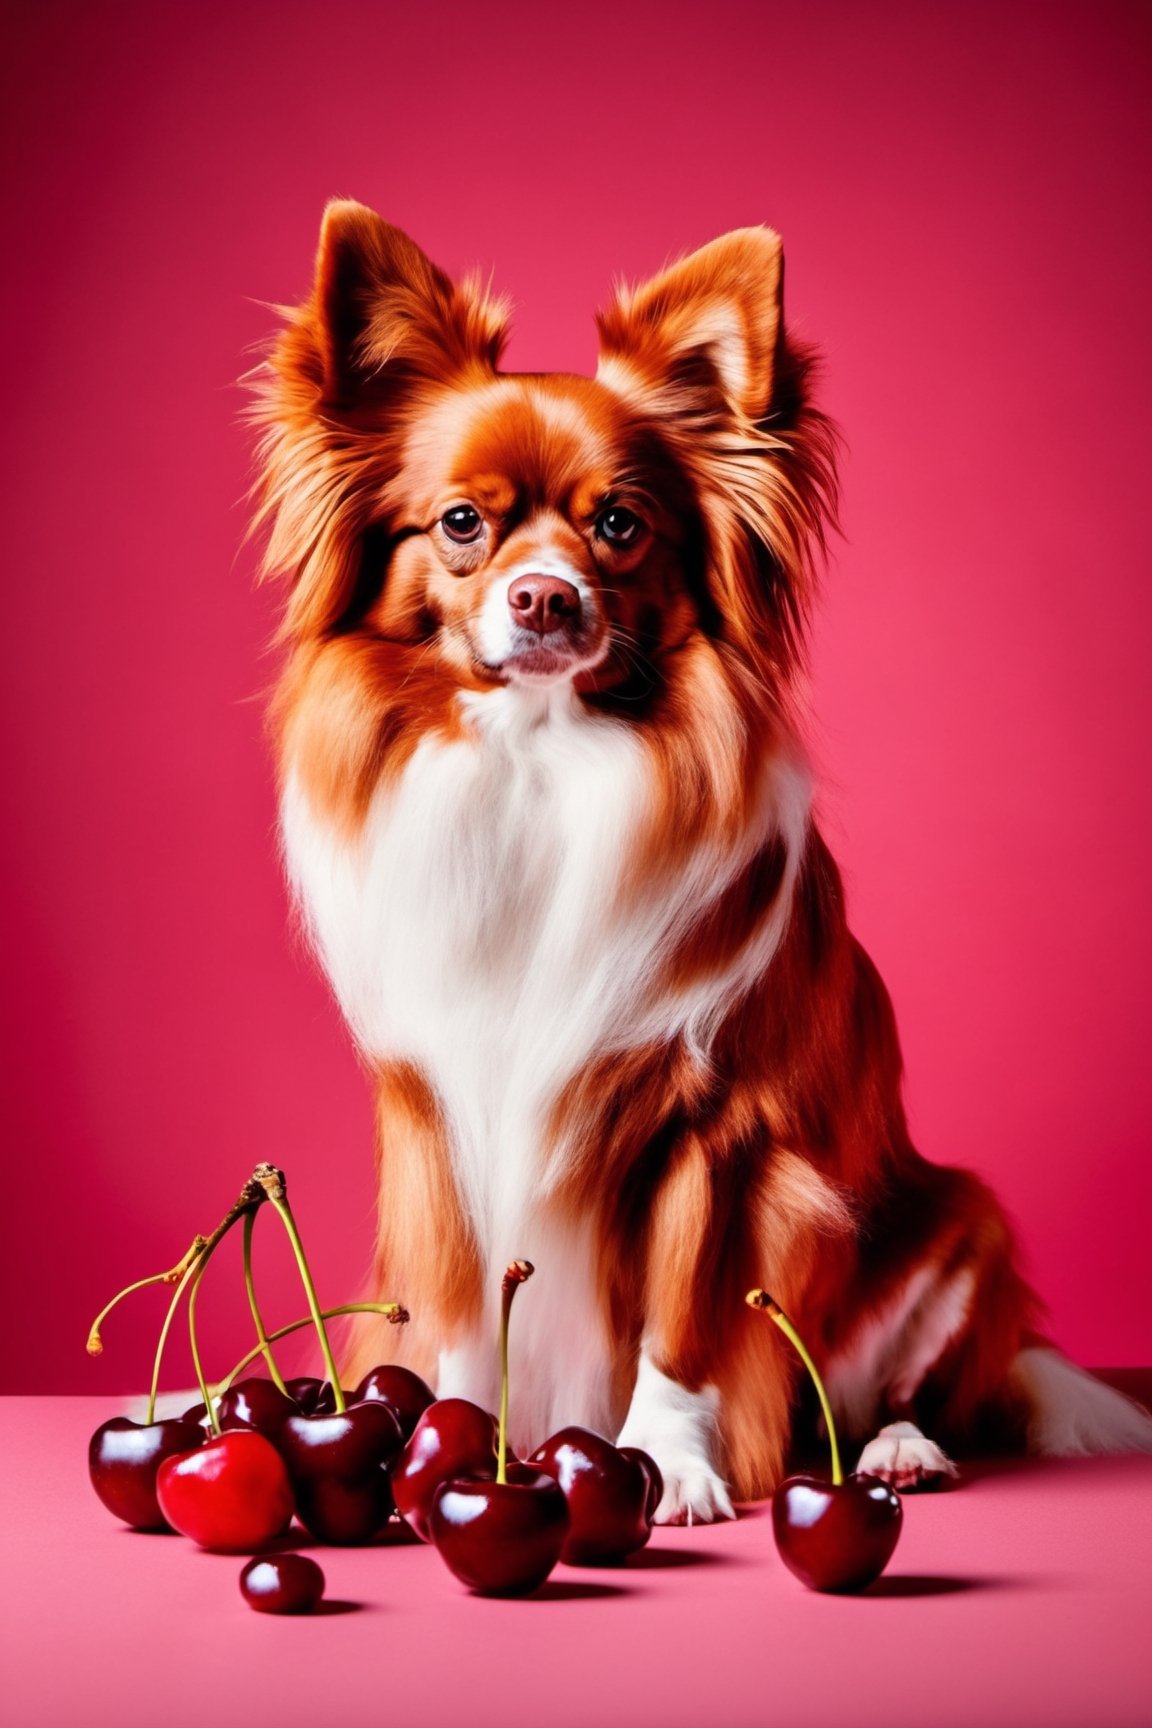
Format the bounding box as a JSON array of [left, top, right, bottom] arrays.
[[280, 681, 810, 1436]]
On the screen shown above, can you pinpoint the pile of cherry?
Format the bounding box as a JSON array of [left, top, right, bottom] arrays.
[[87, 1166, 666, 1606], [87, 1163, 903, 1610]]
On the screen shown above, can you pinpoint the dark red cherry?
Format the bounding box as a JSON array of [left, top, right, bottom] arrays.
[[88, 1415, 206, 1531], [239, 1553, 326, 1614], [279, 1401, 404, 1544], [352, 1365, 436, 1440], [392, 1399, 499, 1542], [218, 1377, 301, 1434], [772, 1472, 902, 1592], [530, 1427, 662, 1563], [620, 1445, 664, 1521], [156, 1430, 295, 1552], [284, 1376, 342, 1415], [430, 1464, 570, 1595]]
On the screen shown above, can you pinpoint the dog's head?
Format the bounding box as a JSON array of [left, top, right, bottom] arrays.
[[253, 201, 836, 706]]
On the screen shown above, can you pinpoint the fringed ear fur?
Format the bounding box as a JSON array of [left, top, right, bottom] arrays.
[[248, 200, 510, 641], [595, 230, 839, 688]]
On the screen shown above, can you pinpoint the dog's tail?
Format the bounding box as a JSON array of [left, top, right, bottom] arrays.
[[1009, 1347, 1152, 1455]]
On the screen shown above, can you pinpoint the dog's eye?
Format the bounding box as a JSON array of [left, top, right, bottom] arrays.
[[441, 505, 484, 544], [596, 506, 643, 546]]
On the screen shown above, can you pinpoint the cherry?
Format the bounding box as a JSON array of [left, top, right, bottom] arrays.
[[772, 1473, 902, 1592], [279, 1402, 404, 1544], [746, 1289, 904, 1592], [428, 1261, 569, 1595], [88, 1415, 206, 1531], [218, 1377, 301, 1434], [431, 1465, 570, 1595], [239, 1553, 326, 1614], [529, 1427, 663, 1564], [285, 1376, 340, 1415], [392, 1398, 500, 1541], [352, 1364, 436, 1439], [157, 1430, 295, 1552], [621, 1446, 664, 1522]]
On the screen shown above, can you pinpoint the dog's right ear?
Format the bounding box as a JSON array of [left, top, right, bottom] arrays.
[[250, 203, 509, 640], [311, 201, 508, 402]]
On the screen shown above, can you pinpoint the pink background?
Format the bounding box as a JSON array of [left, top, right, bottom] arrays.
[[2, 0, 1149, 1396]]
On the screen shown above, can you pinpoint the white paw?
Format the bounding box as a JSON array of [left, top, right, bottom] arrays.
[[855, 1420, 959, 1491], [617, 1353, 734, 1525], [653, 1460, 736, 1526]]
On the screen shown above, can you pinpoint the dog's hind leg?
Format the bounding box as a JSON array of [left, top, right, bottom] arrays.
[[824, 1163, 1039, 1490]]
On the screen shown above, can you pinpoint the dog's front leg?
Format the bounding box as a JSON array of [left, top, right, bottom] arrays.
[[614, 1131, 738, 1525], [616, 1350, 735, 1525]]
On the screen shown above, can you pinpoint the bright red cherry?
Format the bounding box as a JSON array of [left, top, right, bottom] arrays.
[[157, 1430, 295, 1552], [352, 1364, 436, 1440], [431, 1464, 569, 1594], [278, 1402, 404, 1544], [88, 1416, 206, 1530], [239, 1554, 326, 1614], [392, 1399, 499, 1541], [772, 1472, 902, 1591], [529, 1427, 662, 1563]]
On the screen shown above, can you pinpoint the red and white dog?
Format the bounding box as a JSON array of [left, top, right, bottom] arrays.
[[252, 201, 1151, 1521]]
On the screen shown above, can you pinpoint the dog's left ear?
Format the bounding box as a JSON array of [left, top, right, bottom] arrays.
[[596, 231, 837, 687], [595, 228, 784, 423]]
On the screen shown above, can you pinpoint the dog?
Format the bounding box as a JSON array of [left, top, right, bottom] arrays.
[[249, 200, 1152, 1522]]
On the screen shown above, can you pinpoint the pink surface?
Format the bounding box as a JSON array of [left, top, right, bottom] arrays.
[[6, 1396, 1151, 1728], [3, 1, 1152, 1393]]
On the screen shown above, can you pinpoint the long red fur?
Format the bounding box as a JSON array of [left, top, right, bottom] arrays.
[[251, 202, 1040, 1498]]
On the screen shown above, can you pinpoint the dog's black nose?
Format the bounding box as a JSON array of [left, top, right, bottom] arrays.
[[508, 575, 581, 636]]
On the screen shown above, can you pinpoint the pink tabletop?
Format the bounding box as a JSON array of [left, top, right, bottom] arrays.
[[6, 1396, 1151, 1728]]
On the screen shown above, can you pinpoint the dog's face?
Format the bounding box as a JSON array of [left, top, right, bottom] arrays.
[[255, 202, 836, 709], [376, 374, 698, 694]]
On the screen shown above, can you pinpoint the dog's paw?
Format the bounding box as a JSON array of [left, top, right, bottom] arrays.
[[653, 1460, 736, 1526], [855, 1420, 959, 1491]]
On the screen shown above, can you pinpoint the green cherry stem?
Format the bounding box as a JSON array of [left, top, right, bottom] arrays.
[[145, 1245, 209, 1425], [214, 1303, 409, 1397], [252, 1163, 345, 1413], [746, 1289, 843, 1486], [241, 1210, 290, 1396], [177, 1172, 271, 1436], [86, 1234, 207, 1358], [497, 1259, 534, 1486]]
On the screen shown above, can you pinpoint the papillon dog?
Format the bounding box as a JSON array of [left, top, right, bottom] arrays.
[[250, 201, 1151, 1521]]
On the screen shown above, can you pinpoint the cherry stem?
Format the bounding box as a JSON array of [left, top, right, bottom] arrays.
[[145, 1247, 208, 1425], [214, 1303, 409, 1396], [252, 1164, 346, 1414], [177, 1172, 272, 1436], [746, 1290, 843, 1486], [497, 1260, 534, 1486], [242, 1210, 290, 1396], [87, 1234, 207, 1358]]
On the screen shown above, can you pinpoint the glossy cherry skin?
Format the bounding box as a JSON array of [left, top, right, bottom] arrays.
[[772, 1472, 903, 1592], [529, 1427, 663, 1564], [88, 1416, 206, 1531], [284, 1376, 341, 1415], [620, 1446, 664, 1522], [156, 1430, 296, 1552], [218, 1378, 301, 1435], [430, 1465, 570, 1595], [392, 1399, 500, 1542], [279, 1402, 403, 1544], [239, 1554, 326, 1614], [352, 1365, 436, 1440]]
